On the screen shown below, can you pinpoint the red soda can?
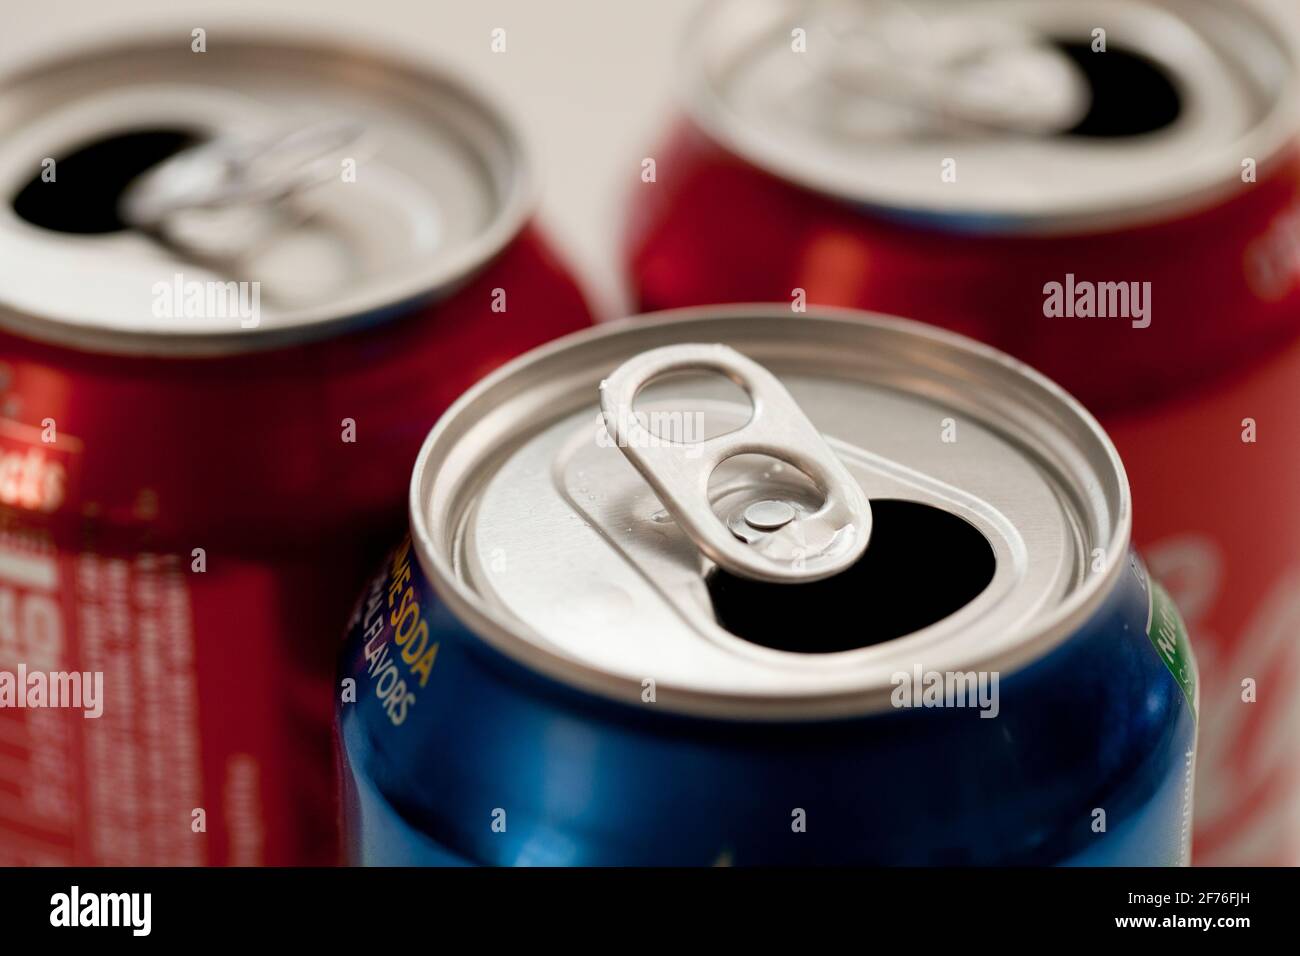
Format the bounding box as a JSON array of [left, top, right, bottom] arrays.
[[625, 0, 1300, 864], [0, 29, 592, 864]]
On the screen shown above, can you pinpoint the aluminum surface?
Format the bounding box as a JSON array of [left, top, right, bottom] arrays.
[[681, 0, 1300, 231], [410, 306, 1131, 717], [0, 28, 530, 353]]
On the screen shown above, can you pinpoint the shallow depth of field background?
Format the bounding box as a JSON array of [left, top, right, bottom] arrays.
[[0, 0, 702, 318]]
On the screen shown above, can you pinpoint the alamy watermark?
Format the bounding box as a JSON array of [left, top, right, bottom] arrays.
[[1042, 274, 1151, 329], [596, 406, 708, 458], [152, 272, 261, 328], [0, 665, 103, 718], [890, 665, 1000, 718], [50, 886, 150, 936]]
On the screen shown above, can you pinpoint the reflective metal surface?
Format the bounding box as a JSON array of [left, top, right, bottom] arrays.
[[600, 343, 872, 583], [0, 28, 530, 352], [410, 305, 1130, 716], [681, 0, 1300, 231]]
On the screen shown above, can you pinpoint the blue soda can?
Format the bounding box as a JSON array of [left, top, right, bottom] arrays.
[[336, 306, 1198, 865]]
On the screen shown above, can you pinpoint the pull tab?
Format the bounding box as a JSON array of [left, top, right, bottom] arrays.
[[600, 344, 871, 583], [814, 1, 1089, 135], [119, 119, 368, 263]]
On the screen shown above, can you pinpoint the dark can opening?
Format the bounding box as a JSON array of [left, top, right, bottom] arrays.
[[12, 128, 197, 234], [707, 499, 996, 653], [1056, 42, 1183, 138]]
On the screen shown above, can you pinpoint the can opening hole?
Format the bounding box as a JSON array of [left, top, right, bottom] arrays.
[[706, 499, 995, 653], [1054, 42, 1181, 138], [628, 369, 753, 445], [11, 128, 199, 234]]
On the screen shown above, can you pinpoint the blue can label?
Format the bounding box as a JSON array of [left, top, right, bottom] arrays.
[[352, 537, 438, 727], [339, 540, 1198, 866]]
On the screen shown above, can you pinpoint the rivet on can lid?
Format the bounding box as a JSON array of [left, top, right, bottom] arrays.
[[743, 499, 797, 531]]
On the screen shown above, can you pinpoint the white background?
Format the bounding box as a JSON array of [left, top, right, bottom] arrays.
[[0, 0, 703, 316]]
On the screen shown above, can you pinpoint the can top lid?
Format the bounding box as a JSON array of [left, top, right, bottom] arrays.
[[410, 306, 1132, 720], [681, 0, 1300, 233], [0, 28, 530, 354]]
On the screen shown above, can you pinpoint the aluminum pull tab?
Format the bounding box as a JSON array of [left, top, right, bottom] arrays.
[[119, 119, 369, 264], [815, 1, 1089, 136], [600, 344, 871, 583]]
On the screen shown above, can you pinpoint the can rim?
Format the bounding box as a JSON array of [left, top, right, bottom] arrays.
[[408, 305, 1133, 721], [0, 20, 537, 356], [675, 0, 1300, 236]]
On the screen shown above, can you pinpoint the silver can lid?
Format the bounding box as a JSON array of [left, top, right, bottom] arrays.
[[0, 27, 530, 354], [680, 0, 1300, 232], [410, 306, 1132, 719]]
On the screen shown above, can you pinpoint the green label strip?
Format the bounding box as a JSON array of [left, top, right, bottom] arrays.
[[1146, 580, 1198, 721]]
